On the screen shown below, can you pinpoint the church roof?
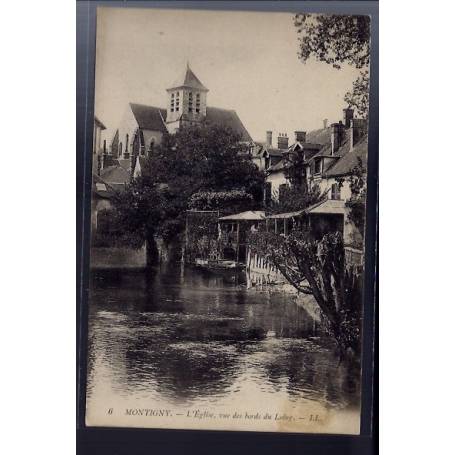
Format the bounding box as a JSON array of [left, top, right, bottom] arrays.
[[130, 103, 168, 133], [204, 107, 252, 142], [129, 103, 252, 142], [167, 64, 209, 92]]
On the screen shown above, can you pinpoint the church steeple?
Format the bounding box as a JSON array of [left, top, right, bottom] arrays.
[[166, 63, 209, 132]]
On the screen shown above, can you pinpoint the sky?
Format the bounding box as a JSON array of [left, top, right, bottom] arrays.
[[95, 6, 362, 144]]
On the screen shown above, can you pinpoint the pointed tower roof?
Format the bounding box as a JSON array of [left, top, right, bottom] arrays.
[[167, 63, 209, 92]]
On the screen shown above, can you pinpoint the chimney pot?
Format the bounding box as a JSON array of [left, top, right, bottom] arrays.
[[277, 133, 289, 150], [266, 130, 272, 147], [343, 108, 354, 128], [294, 131, 306, 143], [331, 122, 345, 155], [350, 118, 367, 150]]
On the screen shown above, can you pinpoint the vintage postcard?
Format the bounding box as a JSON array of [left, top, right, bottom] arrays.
[[85, 6, 372, 434]]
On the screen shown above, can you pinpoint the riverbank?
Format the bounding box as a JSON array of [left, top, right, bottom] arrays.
[[246, 277, 322, 323]]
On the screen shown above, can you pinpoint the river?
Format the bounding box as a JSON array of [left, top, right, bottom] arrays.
[[85, 263, 361, 433]]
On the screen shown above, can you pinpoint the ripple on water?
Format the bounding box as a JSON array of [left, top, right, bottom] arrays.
[[87, 267, 361, 413]]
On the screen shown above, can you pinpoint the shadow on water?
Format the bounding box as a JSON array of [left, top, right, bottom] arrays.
[[87, 263, 360, 408]]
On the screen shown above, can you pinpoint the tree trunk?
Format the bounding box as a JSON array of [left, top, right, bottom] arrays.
[[146, 234, 159, 266]]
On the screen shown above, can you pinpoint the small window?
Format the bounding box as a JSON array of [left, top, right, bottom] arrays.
[[195, 108, 200, 113], [331, 183, 341, 200], [278, 183, 288, 202], [314, 159, 322, 174]]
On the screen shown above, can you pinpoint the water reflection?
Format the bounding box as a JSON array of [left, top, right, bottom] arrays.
[[86, 264, 360, 410]]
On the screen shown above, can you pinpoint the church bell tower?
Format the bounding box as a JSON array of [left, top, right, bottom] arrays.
[[166, 63, 209, 133]]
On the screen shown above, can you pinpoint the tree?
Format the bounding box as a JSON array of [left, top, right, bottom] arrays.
[[106, 176, 163, 262], [337, 157, 367, 246], [109, 124, 265, 256], [270, 183, 321, 215], [294, 13, 370, 117], [189, 189, 255, 214], [249, 229, 362, 356], [344, 71, 370, 119]]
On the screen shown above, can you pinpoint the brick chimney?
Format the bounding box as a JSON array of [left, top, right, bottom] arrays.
[[331, 121, 344, 155], [277, 133, 289, 150], [323, 119, 328, 129], [343, 108, 354, 128], [266, 130, 272, 147], [350, 118, 368, 150], [294, 131, 306, 143]]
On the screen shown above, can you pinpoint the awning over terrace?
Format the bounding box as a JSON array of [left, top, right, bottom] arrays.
[[306, 199, 346, 215], [265, 199, 346, 220], [266, 209, 305, 219], [219, 211, 266, 221]]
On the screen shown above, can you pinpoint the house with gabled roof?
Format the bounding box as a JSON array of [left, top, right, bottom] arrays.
[[263, 125, 332, 203], [104, 63, 252, 183], [261, 108, 368, 253]]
